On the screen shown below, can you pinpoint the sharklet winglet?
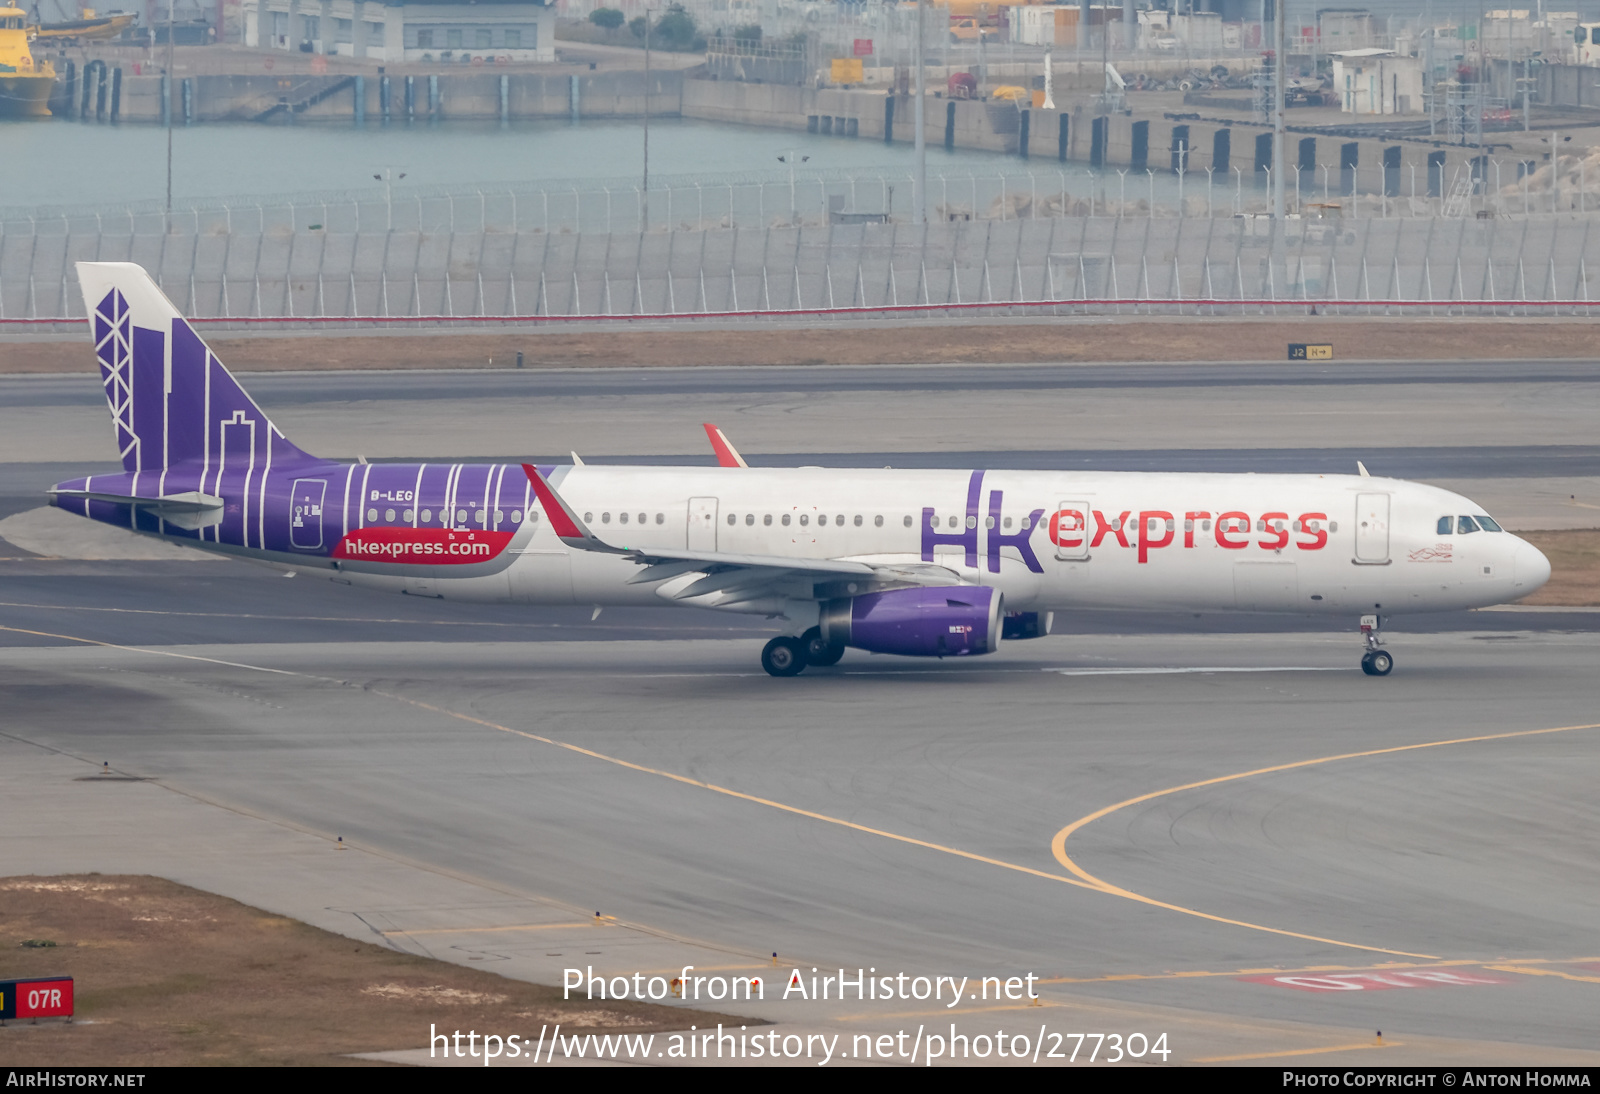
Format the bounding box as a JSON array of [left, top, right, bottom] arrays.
[[520, 463, 625, 554], [703, 423, 749, 469]]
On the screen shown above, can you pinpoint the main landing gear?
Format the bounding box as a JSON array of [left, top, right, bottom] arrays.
[[760, 628, 846, 677], [1359, 614, 1393, 676]]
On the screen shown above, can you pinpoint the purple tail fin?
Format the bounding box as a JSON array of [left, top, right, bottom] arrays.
[[80, 262, 314, 474]]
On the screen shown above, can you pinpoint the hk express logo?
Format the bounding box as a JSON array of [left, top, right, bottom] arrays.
[[332, 527, 514, 564], [922, 472, 1329, 573]]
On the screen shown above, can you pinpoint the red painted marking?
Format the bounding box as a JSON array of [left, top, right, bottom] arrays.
[[521, 463, 584, 539], [1239, 969, 1510, 993], [331, 527, 512, 564], [703, 423, 745, 468], [12, 978, 74, 1018]]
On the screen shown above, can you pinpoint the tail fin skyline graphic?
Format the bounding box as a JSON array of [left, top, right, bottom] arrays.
[[79, 262, 314, 475]]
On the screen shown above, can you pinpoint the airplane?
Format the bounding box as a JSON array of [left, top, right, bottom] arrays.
[[48, 262, 1551, 677]]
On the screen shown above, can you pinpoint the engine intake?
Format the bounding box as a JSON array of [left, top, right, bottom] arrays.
[[820, 586, 1003, 658]]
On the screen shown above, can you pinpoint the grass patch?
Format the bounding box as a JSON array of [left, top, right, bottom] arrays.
[[1517, 529, 1600, 605], [0, 875, 745, 1066]]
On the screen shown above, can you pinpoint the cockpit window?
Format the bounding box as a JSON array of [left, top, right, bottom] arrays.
[[1437, 516, 1452, 536], [1477, 514, 1503, 532], [1456, 515, 1480, 534]]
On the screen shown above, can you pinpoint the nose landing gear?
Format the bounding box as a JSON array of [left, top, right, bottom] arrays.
[[1359, 614, 1393, 676]]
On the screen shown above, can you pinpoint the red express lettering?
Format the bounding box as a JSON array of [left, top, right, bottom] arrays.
[[1215, 510, 1251, 549], [1092, 510, 1130, 549], [332, 528, 513, 564], [1258, 511, 1290, 550], [1049, 509, 1085, 548], [1137, 510, 1174, 564], [1297, 512, 1329, 550]]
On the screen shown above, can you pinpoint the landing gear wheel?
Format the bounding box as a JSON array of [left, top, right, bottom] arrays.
[[801, 626, 845, 667], [1360, 650, 1394, 676], [761, 636, 807, 677]]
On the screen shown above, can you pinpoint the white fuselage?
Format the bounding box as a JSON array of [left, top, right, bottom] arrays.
[[330, 466, 1549, 624]]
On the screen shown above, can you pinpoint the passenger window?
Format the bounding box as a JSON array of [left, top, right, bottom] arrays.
[[620, 512, 630, 524], [746, 513, 755, 526], [494, 510, 504, 523], [529, 511, 539, 523], [725, 513, 735, 525], [510, 510, 521, 523], [854, 515, 863, 527], [949, 516, 959, 529], [385, 508, 396, 521], [403, 509, 414, 522], [601, 512, 611, 523], [367, 508, 378, 521], [655, 513, 664, 524], [874, 515, 883, 527], [1477, 515, 1502, 532], [985, 516, 995, 529], [638, 513, 646, 525], [782, 514, 791, 526], [457, 509, 469, 523], [1021, 516, 1031, 529], [800, 514, 810, 526], [422, 509, 433, 522], [836, 515, 844, 526], [904, 515, 913, 527], [1457, 515, 1480, 534], [1004, 516, 1013, 529], [818, 514, 827, 526], [764, 514, 772, 526], [1437, 516, 1453, 536]]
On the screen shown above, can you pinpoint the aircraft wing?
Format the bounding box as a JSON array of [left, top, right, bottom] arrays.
[[521, 464, 954, 603]]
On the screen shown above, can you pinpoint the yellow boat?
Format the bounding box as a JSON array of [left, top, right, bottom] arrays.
[[0, 5, 55, 117], [33, 12, 135, 43]]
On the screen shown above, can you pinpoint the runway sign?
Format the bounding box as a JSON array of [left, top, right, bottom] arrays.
[[1288, 343, 1334, 361], [0, 976, 74, 1019]]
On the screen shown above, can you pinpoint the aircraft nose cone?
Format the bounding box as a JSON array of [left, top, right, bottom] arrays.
[[1517, 538, 1552, 594]]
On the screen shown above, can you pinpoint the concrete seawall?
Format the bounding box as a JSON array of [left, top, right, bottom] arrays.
[[56, 63, 1494, 197]]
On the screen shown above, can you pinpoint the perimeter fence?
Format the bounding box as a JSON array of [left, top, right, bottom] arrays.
[[6, 213, 1600, 325], [6, 155, 1595, 243]]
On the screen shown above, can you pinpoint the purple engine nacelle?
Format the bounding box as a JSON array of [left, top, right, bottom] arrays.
[[819, 586, 1004, 658]]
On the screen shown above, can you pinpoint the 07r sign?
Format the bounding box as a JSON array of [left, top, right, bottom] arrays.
[[0, 976, 74, 1019]]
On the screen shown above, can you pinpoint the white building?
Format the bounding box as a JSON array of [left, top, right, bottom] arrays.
[[1331, 47, 1424, 114], [242, 0, 556, 64]]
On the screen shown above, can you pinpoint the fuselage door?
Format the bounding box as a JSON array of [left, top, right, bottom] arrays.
[[687, 496, 719, 552], [1052, 500, 1091, 561], [290, 478, 327, 550], [1355, 493, 1391, 563]]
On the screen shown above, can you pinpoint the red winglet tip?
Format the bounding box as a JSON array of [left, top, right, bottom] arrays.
[[521, 462, 584, 540], [703, 423, 744, 469]]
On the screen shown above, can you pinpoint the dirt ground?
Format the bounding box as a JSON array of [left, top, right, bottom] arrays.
[[1516, 529, 1600, 606], [5, 317, 1600, 373], [0, 875, 745, 1066]]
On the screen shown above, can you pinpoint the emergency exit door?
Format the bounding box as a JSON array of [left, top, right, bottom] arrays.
[[687, 497, 719, 552], [1355, 493, 1390, 563]]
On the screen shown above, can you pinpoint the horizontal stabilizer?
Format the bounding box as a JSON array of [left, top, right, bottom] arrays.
[[50, 488, 225, 531]]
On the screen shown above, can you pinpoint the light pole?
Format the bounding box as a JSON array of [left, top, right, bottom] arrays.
[[914, 0, 926, 224], [777, 152, 809, 220], [164, 0, 175, 232], [642, 5, 652, 231], [373, 169, 406, 230]]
